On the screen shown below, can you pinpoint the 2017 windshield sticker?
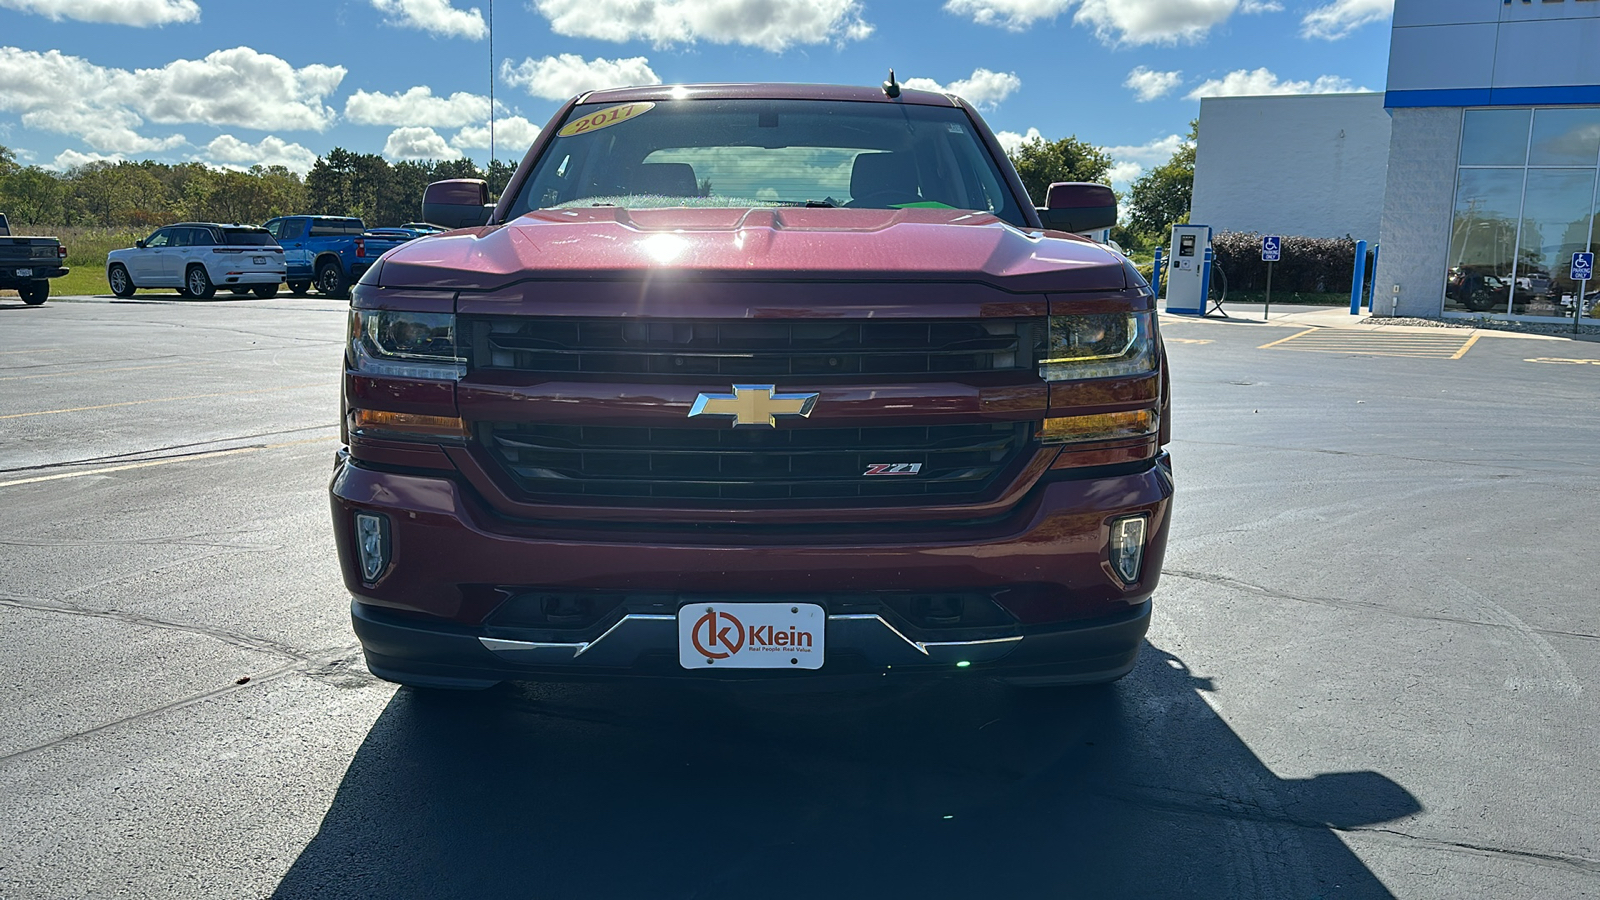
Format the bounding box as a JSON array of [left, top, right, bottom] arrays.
[[558, 102, 655, 137]]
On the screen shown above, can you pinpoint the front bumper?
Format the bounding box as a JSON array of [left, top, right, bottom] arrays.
[[352, 597, 1152, 688], [331, 454, 1171, 687]]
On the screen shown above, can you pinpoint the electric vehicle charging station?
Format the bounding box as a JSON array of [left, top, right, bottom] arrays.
[[1164, 224, 1213, 315]]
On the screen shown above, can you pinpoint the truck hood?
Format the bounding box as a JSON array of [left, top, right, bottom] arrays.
[[376, 207, 1129, 294]]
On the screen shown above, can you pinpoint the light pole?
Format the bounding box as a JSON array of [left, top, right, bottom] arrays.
[[488, 0, 495, 178]]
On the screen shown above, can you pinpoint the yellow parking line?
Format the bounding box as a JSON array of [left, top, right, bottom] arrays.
[[0, 436, 338, 489], [0, 362, 192, 382], [1257, 328, 1320, 350], [0, 382, 326, 420], [1451, 333, 1482, 360]]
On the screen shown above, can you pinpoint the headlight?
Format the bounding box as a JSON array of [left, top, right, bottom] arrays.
[[349, 309, 464, 380], [1040, 312, 1156, 381]]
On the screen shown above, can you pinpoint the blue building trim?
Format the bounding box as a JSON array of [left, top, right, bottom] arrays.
[[1387, 85, 1600, 109]]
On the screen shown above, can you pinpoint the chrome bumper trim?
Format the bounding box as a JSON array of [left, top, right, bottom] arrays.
[[477, 612, 1021, 667]]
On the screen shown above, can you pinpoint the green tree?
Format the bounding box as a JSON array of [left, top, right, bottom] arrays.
[[0, 144, 19, 178], [1007, 135, 1113, 206], [0, 166, 65, 224], [1126, 120, 1198, 241]]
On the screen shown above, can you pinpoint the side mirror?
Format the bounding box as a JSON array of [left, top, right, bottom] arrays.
[[422, 179, 493, 229], [1037, 182, 1117, 233], [136, 239, 146, 249]]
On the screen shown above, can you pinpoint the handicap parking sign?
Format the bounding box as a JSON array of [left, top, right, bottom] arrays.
[[1572, 251, 1594, 282], [1262, 235, 1282, 262]]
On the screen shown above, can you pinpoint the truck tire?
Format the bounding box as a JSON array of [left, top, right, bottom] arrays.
[[287, 280, 310, 296], [20, 282, 48, 305], [253, 284, 279, 299], [316, 261, 348, 299], [108, 265, 136, 298], [185, 264, 216, 299]]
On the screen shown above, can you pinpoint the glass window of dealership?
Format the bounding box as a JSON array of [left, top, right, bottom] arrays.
[[1448, 107, 1600, 320]]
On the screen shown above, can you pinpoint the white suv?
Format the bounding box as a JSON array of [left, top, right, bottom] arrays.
[[107, 223, 286, 299]]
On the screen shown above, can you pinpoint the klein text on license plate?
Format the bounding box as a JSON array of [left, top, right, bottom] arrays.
[[678, 602, 824, 669], [15, 268, 31, 277], [253, 257, 267, 265]]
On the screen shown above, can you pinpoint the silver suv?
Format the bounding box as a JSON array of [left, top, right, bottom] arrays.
[[107, 223, 286, 299]]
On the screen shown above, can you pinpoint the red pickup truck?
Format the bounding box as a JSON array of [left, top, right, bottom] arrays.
[[330, 83, 1172, 690]]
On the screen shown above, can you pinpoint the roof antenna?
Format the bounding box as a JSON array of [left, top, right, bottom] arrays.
[[883, 68, 901, 99]]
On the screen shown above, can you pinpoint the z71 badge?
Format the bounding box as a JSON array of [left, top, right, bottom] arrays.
[[863, 463, 922, 476]]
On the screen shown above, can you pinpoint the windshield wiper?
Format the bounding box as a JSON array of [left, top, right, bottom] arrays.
[[801, 199, 837, 208]]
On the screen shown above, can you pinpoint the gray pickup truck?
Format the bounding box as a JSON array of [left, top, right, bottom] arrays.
[[0, 214, 69, 305]]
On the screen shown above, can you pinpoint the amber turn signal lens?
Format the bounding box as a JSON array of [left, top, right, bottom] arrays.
[[351, 409, 469, 439], [1037, 410, 1157, 444]]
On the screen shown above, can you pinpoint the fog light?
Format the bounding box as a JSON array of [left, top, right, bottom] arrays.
[[354, 512, 389, 582], [1109, 515, 1148, 585]]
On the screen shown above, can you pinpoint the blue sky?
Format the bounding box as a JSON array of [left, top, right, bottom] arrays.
[[0, 0, 1395, 187]]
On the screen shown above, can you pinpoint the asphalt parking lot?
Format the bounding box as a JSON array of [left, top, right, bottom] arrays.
[[2, 295, 1597, 899]]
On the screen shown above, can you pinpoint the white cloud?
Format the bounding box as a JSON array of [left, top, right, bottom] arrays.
[[532, 0, 872, 52], [0, 0, 198, 25], [1302, 0, 1392, 40], [0, 46, 344, 155], [1100, 133, 1186, 186], [1125, 67, 1183, 102], [137, 48, 346, 131], [370, 0, 487, 39], [501, 55, 661, 101], [1240, 0, 1282, 12], [903, 68, 1020, 110], [345, 86, 490, 127], [48, 149, 124, 170], [995, 127, 1043, 155], [945, 0, 1240, 45], [1187, 67, 1366, 99], [383, 126, 463, 160], [451, 116, 543, 152], [203, 134, 318, 174]]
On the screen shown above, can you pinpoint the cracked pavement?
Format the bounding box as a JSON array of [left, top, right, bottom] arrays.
[[1, 297, 1597, 898]]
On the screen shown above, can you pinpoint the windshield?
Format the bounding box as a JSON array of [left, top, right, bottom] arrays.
[[508, 98, 1027, 226]]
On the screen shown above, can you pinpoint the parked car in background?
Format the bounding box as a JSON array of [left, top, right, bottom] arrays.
[[0, 213, 70, 306], [106, 223, 285, 299], [399, 222, 447, 235], [261, 216, 415, 299]]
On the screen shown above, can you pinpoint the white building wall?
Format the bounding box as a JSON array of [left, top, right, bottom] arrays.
[[1371, 107, 1462, 317], [1189, 94, 1390, 240]]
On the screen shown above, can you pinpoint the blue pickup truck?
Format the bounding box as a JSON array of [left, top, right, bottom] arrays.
[[260, 216, 413, 299]]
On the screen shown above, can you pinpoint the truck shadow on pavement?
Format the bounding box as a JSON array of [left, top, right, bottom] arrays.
[[274, 645, 1419, 899]]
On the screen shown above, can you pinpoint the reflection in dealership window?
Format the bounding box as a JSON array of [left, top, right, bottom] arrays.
[[1449, 107, 1600, 320], [1446, 168, 1522, 314]]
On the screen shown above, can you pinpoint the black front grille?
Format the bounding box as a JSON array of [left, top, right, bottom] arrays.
[[463, 317, 1044, 379], [480, 421, 1034, 504]]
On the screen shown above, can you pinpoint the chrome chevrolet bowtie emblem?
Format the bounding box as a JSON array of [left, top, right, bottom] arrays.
[[688, 384, 819, 428]]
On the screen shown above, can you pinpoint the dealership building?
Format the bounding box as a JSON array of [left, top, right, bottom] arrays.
[[1191, 0, 1600, 323]]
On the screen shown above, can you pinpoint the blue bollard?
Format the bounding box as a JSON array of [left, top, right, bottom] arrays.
[[1152, 247, 1164, 298], [1350, 239, 1369, 315]]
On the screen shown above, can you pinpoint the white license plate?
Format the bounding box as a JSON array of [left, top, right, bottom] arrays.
[[678, 602, 824, 669], [15, 268, 31, 277], [252, 257, 266, 265]]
